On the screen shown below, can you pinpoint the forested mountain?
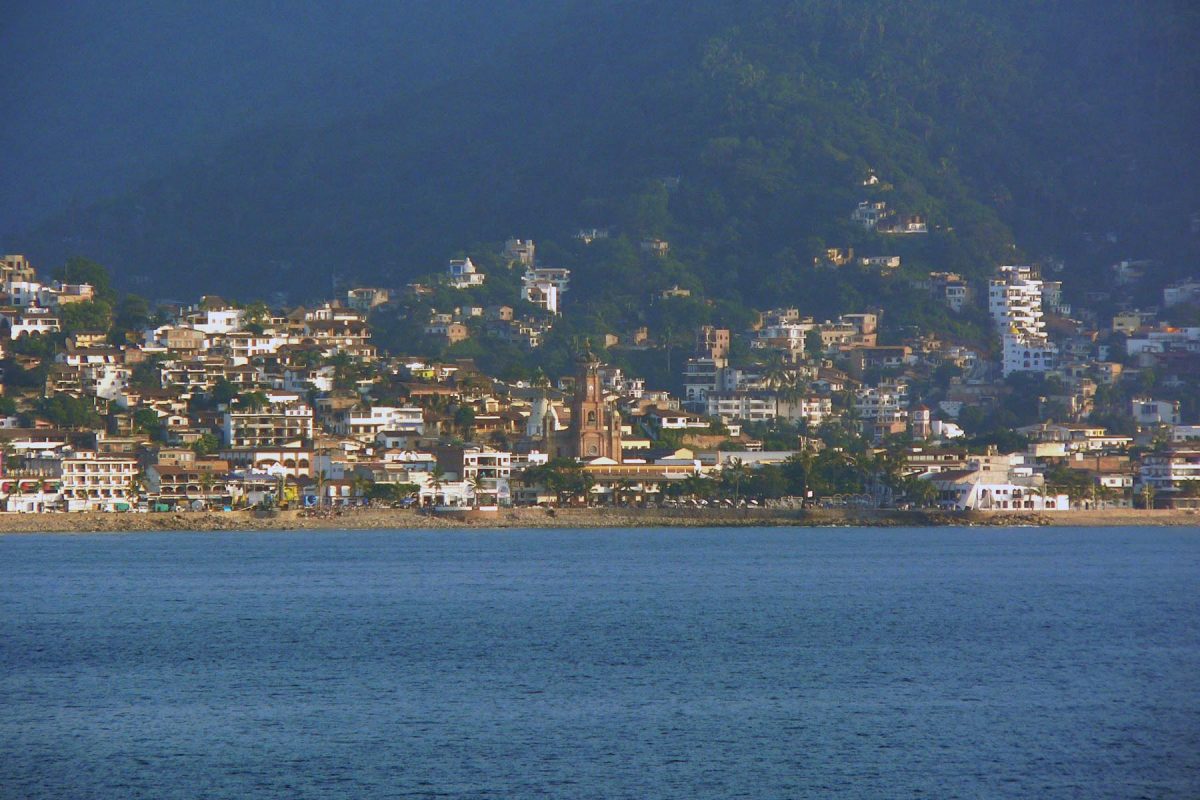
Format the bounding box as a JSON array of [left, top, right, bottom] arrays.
[[11, 1, 1199, 313], [0, 1, 569, 232]]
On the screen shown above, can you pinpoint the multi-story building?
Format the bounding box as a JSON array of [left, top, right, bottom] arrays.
[[1131, 397, 1181, 426], [520, 268, 570, 314], [855, 381, 909, 420], [1139, 448, 1200, 505], [333, 406, 424, 441], [695, 326, 730, 361], [706, 391, 777, 424], [777, 395, 833, 426], [146, 464, 230, 509], [1002, 334, 1058, 376], [1040, 280, 1069, 315], [753, 320, 812, 356], [0, 254, 37, 282], [925, 272, 970, 312], [851, 200, 890, 229], [503, 238, 536, 266], [185, 307, 245, 334], [683, 358, 721, 410], [222, 403, 314, 448], [436, 445, 513, 505], [990, 266, 1045, 334], [60, 452, 138, 512], [990, 265, 1058, 376]]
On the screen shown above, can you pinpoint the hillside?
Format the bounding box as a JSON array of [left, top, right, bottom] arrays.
[[0, 1, 569, 233], [12, 1, 1199, 312]]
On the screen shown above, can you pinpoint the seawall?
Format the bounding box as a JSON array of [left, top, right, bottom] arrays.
[[0, 506, 1194, 533]]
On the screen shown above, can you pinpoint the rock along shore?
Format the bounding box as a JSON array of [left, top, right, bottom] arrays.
[[0, 506, 1194, 534]]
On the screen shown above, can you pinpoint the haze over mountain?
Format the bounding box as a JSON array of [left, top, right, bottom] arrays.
[[6, 1, 1199, 305], [1, 1, 565, 233]]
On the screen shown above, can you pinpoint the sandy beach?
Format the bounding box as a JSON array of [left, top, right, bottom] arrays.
[[0, 506, 1193, 533]]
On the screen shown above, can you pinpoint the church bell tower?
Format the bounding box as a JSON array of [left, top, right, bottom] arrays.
[[570, 343, 621, 461]]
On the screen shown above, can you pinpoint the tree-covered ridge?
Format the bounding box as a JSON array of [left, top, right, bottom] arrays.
[[13, 0, 1198, 313]]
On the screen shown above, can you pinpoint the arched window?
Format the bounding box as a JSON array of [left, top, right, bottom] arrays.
[[587, 410, 597, 426]]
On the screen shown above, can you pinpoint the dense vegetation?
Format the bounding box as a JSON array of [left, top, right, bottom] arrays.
[[14, 1, 1199, 326]]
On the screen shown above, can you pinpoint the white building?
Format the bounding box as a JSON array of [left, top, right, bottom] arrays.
[[283, 366, 336, 393], [753, 320, 813, 355], [930, 470, 1069, 511], [436, 446, 513, 505], [521, 267, 570, 314], [777, 395, 833, 426], [989, 266, 1045, 334], [1131, 397, 1181, 426], [4, 307, 61, 338], [855, 382, 909, 420], [334, 406, 424, 440], [447, 257, 485, 288], [186, 308, 245, 334], [1170, 425, 1200, 443], [4, 278, 42, 307], [706, 392, 777, 424], [60, 453, 138, 512], [225, 333, 288, 360], [1139, 449, 1200, 496], [990, 265, 1058, 376], [1163, 278, 1200, 308], [82, 364, 132, 401], [1125, 327, 1200, 358], [1002, 333, 1058, 376], [222, 403, 314, 448]]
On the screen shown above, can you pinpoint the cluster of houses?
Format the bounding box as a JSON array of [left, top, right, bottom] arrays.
[[1, 240, 1198, 514], [0, 254, 94, 338], [417, 241, 569, 348]]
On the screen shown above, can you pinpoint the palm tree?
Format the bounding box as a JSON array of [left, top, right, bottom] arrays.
[[199, 470, 216, 510], [762, 352, 789, 391], [469, 473, 489, 508], [237, 391, 270, 412], [903, 475, 938, 508], [681, 473, 712, 501], [129, 472, 149, 510], [427, 466, 446, 506], [723, 457, 749, 503]]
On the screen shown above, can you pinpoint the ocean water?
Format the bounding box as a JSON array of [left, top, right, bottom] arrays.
[[1, 527, 1198, 799]]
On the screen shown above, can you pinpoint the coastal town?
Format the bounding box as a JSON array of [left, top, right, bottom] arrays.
[[0, 235, 1197, 520]]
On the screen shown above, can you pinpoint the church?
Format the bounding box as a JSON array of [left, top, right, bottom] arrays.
[[527, 345, 622, 462], [565, 345, 622, 461]]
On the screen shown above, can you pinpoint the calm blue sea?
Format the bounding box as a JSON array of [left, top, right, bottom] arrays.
[[2, 527, 1198, 799]]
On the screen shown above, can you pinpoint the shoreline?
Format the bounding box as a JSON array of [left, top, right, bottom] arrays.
[[0, 506, 1193, 533]]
